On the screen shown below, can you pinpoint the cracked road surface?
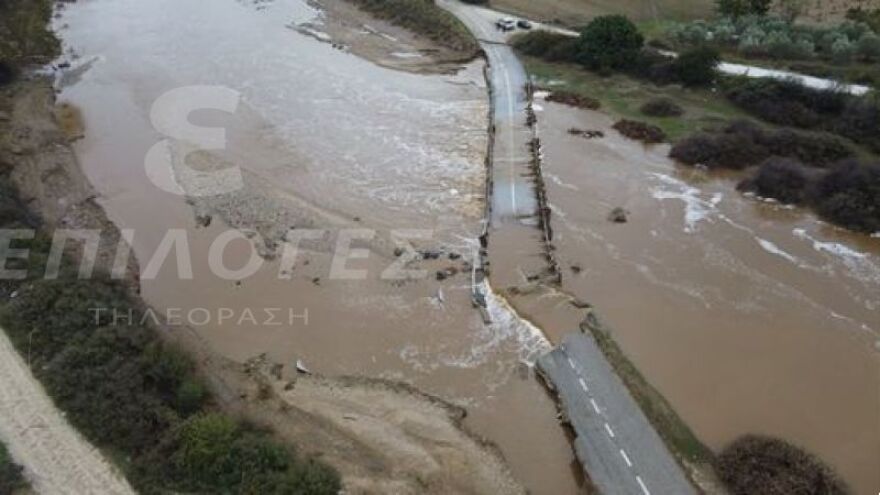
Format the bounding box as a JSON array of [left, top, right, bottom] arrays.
[[539, 331, 696, 495]]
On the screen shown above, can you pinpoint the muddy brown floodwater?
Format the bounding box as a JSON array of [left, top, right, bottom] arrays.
[[54, 0, 582, 493], [535, 98, 880, 494]]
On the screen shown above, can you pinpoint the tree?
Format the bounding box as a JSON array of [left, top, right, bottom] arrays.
[[716, 0, 772, 18], [577, 15, 644, 70], [672, 46, 721, 86], [857, 31, 880, 62]]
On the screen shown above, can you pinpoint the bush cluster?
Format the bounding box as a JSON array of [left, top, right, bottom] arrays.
[[345, 0, 478, 54], [674, 122, 879, 233], [669, 13, 880, 63], [0, 442, 27, 495], [718, 435, 849, 495], [514, 23, 719, 88], [724, 78, 880, 152], [812, 159, 880, 233], [612, 119, 667, 143], [736, 156, 813, 204], [669, 120, 853, 169], [0, 0, 59, 80], [0, 172, 341, 493]]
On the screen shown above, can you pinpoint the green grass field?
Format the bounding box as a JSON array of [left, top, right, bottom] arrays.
[[523, 56, 750, 141]]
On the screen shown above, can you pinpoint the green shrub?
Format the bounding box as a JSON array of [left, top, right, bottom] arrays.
[[669, 120, 853, 169], [724, 77, 880, 152], [146, 414, 341, 494], [831, 37, 856, 64], [737, 157, 812, 203], [0, 0, 59, 76], [577, 15, 644, 70], [671, 46, 720, 86], [857, 32, 880, 61], [812, 160, 880, 233]]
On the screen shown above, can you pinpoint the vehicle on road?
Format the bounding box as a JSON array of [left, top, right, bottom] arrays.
[[517, 19, 532, 29], [496, 18, 516, 31]]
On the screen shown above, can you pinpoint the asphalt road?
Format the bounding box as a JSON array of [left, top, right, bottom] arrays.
[[441, 0, 537, 225], [441, 5, 697, 492], [539, 331, 696, 495]]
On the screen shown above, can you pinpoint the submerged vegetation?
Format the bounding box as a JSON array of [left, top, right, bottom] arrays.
[[718, 435, 850, 495], [724, 77, 880, 153], [344, 0, 479, 55]]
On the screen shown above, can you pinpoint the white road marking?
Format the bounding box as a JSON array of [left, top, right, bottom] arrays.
[[636, 475, 651, 495], [590, 398, 600, 414], [567, 357, 575, 369], [578, 377, 588, 392], [604, 422, 615, 438], [501, 65, 517, 214], [620, 449, 633, 467]]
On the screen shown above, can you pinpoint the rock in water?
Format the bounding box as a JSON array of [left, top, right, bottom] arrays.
[[608, 207, 629, 223]]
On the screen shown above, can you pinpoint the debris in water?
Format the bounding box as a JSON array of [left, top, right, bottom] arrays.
[[296, 359, 311, 375], [608, 207, 629, 223]]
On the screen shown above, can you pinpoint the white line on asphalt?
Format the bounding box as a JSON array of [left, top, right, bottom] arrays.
[[578, 378, 588, 392], [620, 449, 633, 467], [636, 475, 651, 495], [501, 65, 516, 214], [567, 357, 575, 369], [604, 423, 615, 438], [590, 398, 600, 414]]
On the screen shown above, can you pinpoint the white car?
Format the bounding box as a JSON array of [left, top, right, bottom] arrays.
[[496, 18, 516, 31]]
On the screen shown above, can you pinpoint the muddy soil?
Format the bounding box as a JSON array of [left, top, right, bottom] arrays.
[[213, 353, 527, 494], [307, 0, 476, 75], [0, 80, 138, 284]]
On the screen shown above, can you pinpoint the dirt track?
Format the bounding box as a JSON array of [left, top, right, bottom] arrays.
[[0, 327, 134, 495]]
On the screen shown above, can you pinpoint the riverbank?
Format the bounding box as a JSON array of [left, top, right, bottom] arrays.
[[302, 0, 479, 74]]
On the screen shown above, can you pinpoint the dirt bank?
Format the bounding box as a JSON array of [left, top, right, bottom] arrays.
[[205, 353, 526, 494], [301, 0, 477, 74], [0, 79, 138, 284]]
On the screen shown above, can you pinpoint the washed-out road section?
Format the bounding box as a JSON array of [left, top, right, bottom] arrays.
[[441, 2, 696, 493]]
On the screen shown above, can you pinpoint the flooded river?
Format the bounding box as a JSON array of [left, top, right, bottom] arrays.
[[55, 0, 580, 493], [537, 101, 880, 493], [52, 0, 879, 492]]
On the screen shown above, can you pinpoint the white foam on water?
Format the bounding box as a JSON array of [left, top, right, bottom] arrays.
[[649, 173, 722, 233], [793, 228, 880, 285], [545, 172, 580, 191], [756, 237, 800, 264]]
